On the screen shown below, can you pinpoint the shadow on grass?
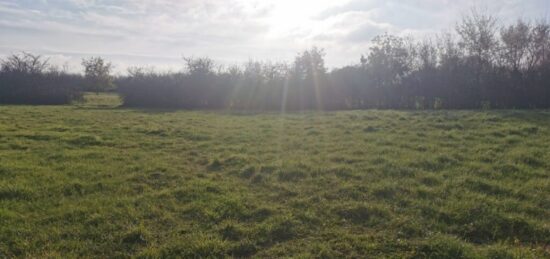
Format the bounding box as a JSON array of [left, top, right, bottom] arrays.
[[496, 110, 550, 126], [72, 93, 550, 120]]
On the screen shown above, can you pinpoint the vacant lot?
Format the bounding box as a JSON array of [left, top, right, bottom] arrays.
[[0, 94, 549, 258]]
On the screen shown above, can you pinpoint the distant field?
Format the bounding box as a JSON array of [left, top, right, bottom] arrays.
[[0, 94, 549, 258]]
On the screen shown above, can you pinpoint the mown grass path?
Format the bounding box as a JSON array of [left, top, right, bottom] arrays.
[[0, 94, 549, 258]]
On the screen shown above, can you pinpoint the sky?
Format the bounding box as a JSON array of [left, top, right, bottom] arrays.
[[0, 0, 549, 74]]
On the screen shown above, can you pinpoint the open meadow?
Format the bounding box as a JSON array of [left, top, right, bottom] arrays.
[[0, 94, 549, 258]]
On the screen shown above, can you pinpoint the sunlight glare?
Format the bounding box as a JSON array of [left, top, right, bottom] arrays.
[[237, 0, 345, 39]]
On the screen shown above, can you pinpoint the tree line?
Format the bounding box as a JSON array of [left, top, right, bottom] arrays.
[[2, 11, 550, 109], [0, 53, 116, 105]]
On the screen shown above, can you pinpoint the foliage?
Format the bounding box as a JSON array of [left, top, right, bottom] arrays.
[[82, 57, 115, 93], [116, 13, 550, 110], [0, 52, 83, 104]]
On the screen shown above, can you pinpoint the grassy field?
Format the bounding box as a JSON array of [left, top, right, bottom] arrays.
[[0, 93, 549, 258]]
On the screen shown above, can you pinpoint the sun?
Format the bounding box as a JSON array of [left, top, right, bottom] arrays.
[[238, 0, 345, 39]]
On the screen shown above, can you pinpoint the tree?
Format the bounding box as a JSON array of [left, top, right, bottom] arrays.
[[1, 52, 50, 74], [500, 20, 531, 71], [365, 34, 412, 88], [183, 56, 216, 75], [416, 39, 438, 70], [527, 20, 550, 70], [81, 57, 114, 93], [288, 47, 328, 110], [362, 34, 413, 107], [292, 47, 327, 81], [456, 9, 499, 64], [455, 10, 499, 107]]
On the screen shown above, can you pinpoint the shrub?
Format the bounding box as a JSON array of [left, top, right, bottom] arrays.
[[0, 53, 83, 105], [81, 56, 115, 93], [117, 60, 235, 109]]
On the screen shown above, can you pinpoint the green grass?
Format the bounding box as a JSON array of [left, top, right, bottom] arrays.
[[0, 93, 549, 258]]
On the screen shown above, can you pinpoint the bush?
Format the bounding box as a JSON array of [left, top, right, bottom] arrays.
[[0, 53, 83, 105], [0, 71, 83, 105], [117, 64, 234, 109], [117, 52, 337, 111]]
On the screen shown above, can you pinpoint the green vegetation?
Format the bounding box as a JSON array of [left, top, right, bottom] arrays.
[[0, 94, 549, 258]]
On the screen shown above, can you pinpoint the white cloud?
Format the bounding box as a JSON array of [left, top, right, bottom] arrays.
[[0, 0, 548, 72]]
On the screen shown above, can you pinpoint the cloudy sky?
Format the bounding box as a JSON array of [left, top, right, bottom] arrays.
[[0, 0, 548, 73]]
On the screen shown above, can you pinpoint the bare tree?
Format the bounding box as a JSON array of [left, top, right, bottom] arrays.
[[527, 20, 550, 70], [456, 9, 499, 103], [1, 52, 50, 74], [456, 9, 499, 64], [127, 66, 156, 77], [436, 32, 463, 68], [500, 20, 532, 71], [417, 39, 438, 70], [183, 56, 216, 75]]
